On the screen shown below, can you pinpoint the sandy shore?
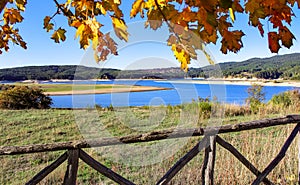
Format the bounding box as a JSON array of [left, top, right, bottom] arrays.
[[163, 79, 300, 87], [42, 78, 300, 87], [46, 86, 170, 96]]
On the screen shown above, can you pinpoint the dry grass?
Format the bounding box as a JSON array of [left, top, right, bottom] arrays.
[[0, 102, 299, 184]]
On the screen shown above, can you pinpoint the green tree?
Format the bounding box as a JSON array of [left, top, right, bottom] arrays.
[[0, 0, 299, 70], [246, 84, 265, 113], [0, 85, 52, 109]]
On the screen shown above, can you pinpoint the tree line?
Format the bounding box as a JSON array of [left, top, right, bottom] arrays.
[[0, 53, 300, 81]]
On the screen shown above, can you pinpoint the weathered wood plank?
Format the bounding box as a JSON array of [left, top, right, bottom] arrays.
[[25, 152, 68, 185], [0, 115, 299, 155], [298, 130, 300, 184], [79, 149, 135, 185], [216, 136, 274, 185], [156, 136, 209, 185], [63, 149, 79, 185], [204, 136, 216, 185], [252, 123, 300, 185], [201, 146, 209, 185]]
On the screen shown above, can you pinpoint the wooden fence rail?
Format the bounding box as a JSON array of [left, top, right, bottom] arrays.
[[1, 114, 300, 185], [1, 115, 299, 155]]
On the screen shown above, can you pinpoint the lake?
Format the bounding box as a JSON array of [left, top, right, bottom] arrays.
[[47, 80, 298, 108]]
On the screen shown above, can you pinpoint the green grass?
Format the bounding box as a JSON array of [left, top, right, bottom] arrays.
[[0, 105, 299, 184]]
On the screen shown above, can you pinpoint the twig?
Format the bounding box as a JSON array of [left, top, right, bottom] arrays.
[[52, 0, 74, 18]]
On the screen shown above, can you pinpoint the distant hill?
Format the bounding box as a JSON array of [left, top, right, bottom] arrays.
[[189, 53, 300, 80], [0, 66, 120, 81], [0, 53, 300, 81], [0, 65, 185, 81]]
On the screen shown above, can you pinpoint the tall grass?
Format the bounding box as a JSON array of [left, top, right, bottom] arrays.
[[0, 90, 299, 184]]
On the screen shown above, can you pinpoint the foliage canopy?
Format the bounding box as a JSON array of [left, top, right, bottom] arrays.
[[0, 85, 52, 109], [0, 0, 299, 70]]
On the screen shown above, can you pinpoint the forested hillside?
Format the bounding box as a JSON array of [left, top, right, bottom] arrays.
[[201, 53, 300, 80], [0, 53, 299, 81], [0, 66, 119, 81]]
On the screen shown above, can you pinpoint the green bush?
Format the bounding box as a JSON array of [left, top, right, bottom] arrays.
[[0, 85, 52, 109], [269, 90, 300, 107], [198, 101, 212, 113], [246, 84, 265, 113], [196, 97, 212, 119], [269, 92, 292, 107]]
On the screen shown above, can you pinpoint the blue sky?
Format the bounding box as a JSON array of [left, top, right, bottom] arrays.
[[0, 1, 299, 69]]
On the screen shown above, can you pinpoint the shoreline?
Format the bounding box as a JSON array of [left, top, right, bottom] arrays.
[[160, 79, 300, 87], [45, 86, 171, 96], [10, 78, 300, 88]]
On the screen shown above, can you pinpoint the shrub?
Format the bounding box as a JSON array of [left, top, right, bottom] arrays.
[[246, 84, 265, 113], [269, 89, 300, 108], [198, 101, 212, 113], [269, 92, 292, 107], [0, 85, 52, 109], [196, 97, 212, 119]]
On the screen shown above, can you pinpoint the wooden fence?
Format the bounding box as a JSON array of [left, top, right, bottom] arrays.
[[0, 114, 300, 185]]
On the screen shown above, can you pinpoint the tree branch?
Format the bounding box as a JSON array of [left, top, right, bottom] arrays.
[[0, 0, 8, 14], [153, 0, 169, 27], [52, 0, 74, 19], [153, 0, 180, 42]]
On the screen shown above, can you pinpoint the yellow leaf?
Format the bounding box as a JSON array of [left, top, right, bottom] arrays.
[[92, 34, 99, 50], [43, 16, 54, 32], [130, 0, 144, 18], [71, 20, 81, 28], [86, 18, 100, 33], [64, 0, 72, 9], [171, 44, 190, 71], [94, 52, 100, 63], [114, 0, 121, 4], [51, 28, 66, 43], [111, 17, 129, 41], [96, 3, 106, 15], [75, 24, 85, 39], [229, 8, 235, 23], [15, 0, 26, 11]]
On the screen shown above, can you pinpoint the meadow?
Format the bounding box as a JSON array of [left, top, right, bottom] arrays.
[[0, 95, 300, 184]]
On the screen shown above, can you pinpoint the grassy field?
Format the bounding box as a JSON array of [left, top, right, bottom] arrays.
[[0, 103, 299, 184]]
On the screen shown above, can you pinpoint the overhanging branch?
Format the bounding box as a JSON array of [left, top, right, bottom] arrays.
[[0, 0, 9, 14], [52, 0, 74, 19]]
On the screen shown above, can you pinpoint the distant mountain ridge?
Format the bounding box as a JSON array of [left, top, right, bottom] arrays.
[[0, 53, 300, 81], [189, 53, 300, 80]]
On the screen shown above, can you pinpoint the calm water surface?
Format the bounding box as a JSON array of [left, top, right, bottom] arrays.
[[47, 80, 297, 108]]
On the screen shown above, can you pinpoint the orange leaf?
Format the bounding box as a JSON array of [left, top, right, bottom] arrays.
[[268, 32, 280, 53], [257, 22, 264, 37], [279, 26, 295, 48], [221, 30, 244, 54]]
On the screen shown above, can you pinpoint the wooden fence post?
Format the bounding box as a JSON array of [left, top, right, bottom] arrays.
[[298, 127, 300, 184], [63, 149, 79, 185], [201, 136, 216, 185]]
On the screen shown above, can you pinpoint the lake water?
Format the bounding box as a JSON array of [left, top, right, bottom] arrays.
[[47, 80, 298, 108]]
